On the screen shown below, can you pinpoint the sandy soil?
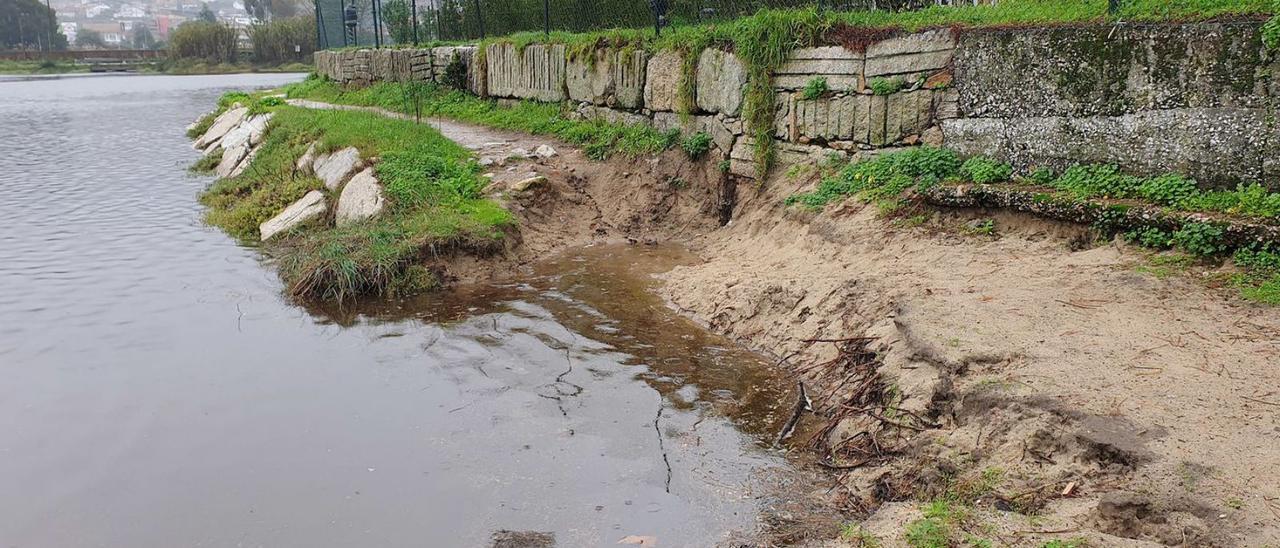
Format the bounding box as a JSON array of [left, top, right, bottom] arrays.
[[289, 101, 1280, 546]]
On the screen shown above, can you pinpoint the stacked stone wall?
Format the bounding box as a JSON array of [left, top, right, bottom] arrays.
[[313, 20, 1276, 185]]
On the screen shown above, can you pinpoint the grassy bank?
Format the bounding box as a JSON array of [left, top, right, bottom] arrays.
[[0, 59, 89, 74], [197, 96, 512, 301], [786, 147, 1280, 304], [283, 77, 685, 160], [0, 58, 309, 76]]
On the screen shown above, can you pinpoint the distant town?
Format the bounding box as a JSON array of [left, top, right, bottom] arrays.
[[52, 0, 288, 49]]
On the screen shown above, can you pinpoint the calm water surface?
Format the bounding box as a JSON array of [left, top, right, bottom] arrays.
[[0, 74, 801, 547]]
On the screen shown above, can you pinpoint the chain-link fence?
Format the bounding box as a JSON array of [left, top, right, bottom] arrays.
[[313, 0, 997, 49]]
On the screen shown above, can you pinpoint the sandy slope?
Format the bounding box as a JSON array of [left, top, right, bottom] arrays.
[[287, 101, 1280, 545]]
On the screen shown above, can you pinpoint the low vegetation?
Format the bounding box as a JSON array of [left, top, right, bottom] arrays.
[[0, 59, 86, 74], [785, 146, 1280, 303], [198, 101, 512, 301], [282, 77, 681, 160]]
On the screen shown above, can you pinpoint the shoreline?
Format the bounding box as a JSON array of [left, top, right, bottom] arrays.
[[189, 90, 1280, 546]]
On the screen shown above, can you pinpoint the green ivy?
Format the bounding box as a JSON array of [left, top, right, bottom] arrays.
[[802, 76, 828, 100], [1171, 222, 1228, 256], [958, 157, 1012, 184]]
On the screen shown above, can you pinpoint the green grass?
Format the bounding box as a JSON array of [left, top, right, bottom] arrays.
[[198, 104, 513, 301], [283, 78, 680, 160]]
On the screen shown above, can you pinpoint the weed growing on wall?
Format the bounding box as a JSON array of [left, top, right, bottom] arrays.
[[681, 132, 712, 159], [868, 77, 905, 96], [802, 76, 828, 100]]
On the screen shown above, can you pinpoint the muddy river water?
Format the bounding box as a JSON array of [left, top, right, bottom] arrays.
[[0, 74, 808, 546]]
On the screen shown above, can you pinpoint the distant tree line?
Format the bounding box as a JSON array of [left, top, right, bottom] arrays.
[[168, 16, 315, 65], [1, 0, 69, 50]]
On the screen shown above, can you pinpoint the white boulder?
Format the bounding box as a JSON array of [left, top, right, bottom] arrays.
[[243, 113, 273, 146], [260, 190, 327, 241], [219, 125, 253, 151], [194, 106, 247, 150], [228, 146, 257, 178], [312, 146, 363, 190], [335, 168, 386, 226], [295, 142, 318, 174], [215, 144, 249, 178]]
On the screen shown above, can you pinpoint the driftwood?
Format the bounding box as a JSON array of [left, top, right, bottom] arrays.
[[775, 381, 813, 446]]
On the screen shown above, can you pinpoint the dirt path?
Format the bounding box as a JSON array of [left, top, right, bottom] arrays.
[[285, 99, 1280, 546], [286, 98, 558, 157]]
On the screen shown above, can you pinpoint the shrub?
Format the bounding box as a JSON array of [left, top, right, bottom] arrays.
[[169, 21, 239, 63], [1126, 227, 1173, 249], [802, 76, 828, 100], [681, 132, 712, 159], [249, 17, 315, 65], [1028, 167, 1056, 185], [786, 146, 960, 208], [958, 156, 1012, 184], [1050, 164, 1141, 199], [1171, 222, 1227, 256], [1137, 173, 1199, 207]]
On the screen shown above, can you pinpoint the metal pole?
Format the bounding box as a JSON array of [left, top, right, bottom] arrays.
[[433, 0, 441, 41], [542, 0, 548, 39], [372, 0, 381, 47], [313, 0, 324, 50], [341, 0, 349, 45], [43, 0, 54, 54], [472, 0, 484, 38], [411, 0, 418, 45], [651, 0, 659, 37]]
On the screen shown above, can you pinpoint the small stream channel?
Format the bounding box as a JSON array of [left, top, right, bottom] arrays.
[[0, 74, 815, 546]]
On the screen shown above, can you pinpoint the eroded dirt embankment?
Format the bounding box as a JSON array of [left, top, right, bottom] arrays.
[[290, 104, 1280, 546]]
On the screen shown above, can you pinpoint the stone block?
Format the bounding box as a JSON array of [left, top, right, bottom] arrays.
[[696, 49, 746, 115], [566, 49, 647, 109], [941, 108, 1271, 188], [865, 29, 956, 57], [260, 191, 327, 241], [775, 46, 864, 91], [485, 43, 565, 102], [643, 50, 682, 112], [864, 49, 954, 79], [336, 168, 386, 226]]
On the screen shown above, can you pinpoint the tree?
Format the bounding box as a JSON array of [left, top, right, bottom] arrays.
[[0, 0, 69, 50], [243, 0, 306, 21], [133, 26, 156, 49], [382, 0, 414, 44], [198, 3, 217, 22], [77, 28, 106, 48], [169, 20, 238, 63]]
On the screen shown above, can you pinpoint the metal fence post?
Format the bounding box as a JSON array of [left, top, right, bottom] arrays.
[[372, 0, 382, 48], [543, 0, 550, 38], [412, 0, 419, 45], [473, 0, 485, 38], [434, 0, 443, 41], [313, 0, 324, 50]]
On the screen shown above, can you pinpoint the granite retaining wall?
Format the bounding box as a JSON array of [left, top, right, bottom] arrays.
[[314, 21, 1277, 186]]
